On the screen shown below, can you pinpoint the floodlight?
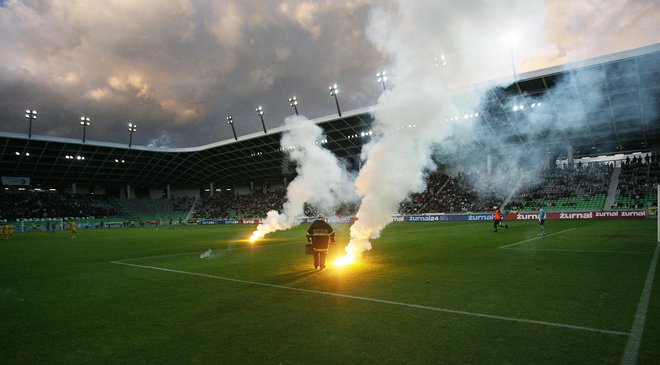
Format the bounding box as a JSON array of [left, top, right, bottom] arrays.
[[329, 84, 341, 117], [256, 106, 267, 134], [289, 96, 299, 116], [227, 116, 237, 140], [377, 71, 388, 90], [127, 122, 137, 147], [25, 109, 37, 138], [80, 116, 91, 143]]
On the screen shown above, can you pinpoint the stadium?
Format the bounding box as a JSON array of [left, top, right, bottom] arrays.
[[1, 4, 659, 365]]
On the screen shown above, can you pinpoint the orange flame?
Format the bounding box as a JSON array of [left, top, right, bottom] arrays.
[[334, 252, 356, 267], [248, 231, 265, 243]]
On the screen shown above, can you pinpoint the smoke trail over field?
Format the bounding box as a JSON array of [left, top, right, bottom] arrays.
[[345, 1, 533, 256], [250, 115, 355, 241], [344, 0, 628, 258]]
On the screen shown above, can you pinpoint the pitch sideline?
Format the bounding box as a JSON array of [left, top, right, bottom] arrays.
[[619, 240, 660, 365]]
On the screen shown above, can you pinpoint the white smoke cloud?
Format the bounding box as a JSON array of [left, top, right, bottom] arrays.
[[344, 0, 640, 258], [250, 115, 356, 240], [200, 249, 214, 259], [461, 64, 618, 201], [345, 2, 518, 256]]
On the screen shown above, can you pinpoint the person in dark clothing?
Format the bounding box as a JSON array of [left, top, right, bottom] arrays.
[[306, 214, 336, 270]]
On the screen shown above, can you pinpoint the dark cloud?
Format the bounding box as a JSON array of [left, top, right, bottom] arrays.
[[0, 0, 657, 147], [0, 0, 381, 147]]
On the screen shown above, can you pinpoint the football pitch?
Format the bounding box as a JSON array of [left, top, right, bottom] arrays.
[[1, 219, 658, 364]]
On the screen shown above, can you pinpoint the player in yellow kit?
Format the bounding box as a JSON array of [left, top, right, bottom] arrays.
[[68, 219, 78, 239], [2, 224, 14, 239]]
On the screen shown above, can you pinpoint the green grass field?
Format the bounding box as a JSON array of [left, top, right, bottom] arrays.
[[1, 219, 658, 364]]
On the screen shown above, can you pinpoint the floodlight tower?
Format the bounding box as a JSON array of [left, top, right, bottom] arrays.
[[289, 96, 299, 116], [80, 116, 91, 143], [256, 106, 267, 134], [127, 123, 137, 148], [25, 109, 37, 138], [503, 32, 519, 81], [377, 71, 387, 90], [227, 116, 237, 141], [329, 84, 341, 117]]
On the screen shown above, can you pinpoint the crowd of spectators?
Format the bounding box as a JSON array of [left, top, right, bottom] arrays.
[[3, 155, 651, 222], [0, 191, 122, 221], [397, 171, 507, 214], [193, 190, 362, 219], [302, 202, 359, 217], [173, 196, 195, 212], [193, 191, 286, 219], [615, 154, 658, 209], [507, 163, 612, 211], [423, 172, 500, 213], [189, 158, 645, 217], [398, 173, 448, 214]]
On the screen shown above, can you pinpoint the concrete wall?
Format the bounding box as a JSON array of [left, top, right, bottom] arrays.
[[171, 188, 200, 199], [235, 186, 252, 195], [92, 186, 106, 195], [150, 187, 166, 199]]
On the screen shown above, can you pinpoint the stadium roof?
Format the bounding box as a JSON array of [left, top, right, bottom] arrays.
[[0, 107, 375, 188], [1, 44, 658, 189], [480, 43, 659, 156]]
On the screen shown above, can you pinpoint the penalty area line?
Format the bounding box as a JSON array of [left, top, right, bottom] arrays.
[[110, 260, 628, 337], [498, 228, 578, 249]]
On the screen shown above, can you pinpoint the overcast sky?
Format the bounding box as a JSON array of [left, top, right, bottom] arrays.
[[0, 0, 657, 147]]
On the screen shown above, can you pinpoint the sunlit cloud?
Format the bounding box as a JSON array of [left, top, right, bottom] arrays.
[[0, 0, 656, 147]]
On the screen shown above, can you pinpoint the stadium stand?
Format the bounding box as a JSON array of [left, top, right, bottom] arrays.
[[396, 171, 506, 214], [614, 155, 659, 209], [117, 198, 174, 222], [173, 196, 195, 212], [396, 162, 617, 214], [506, 163, 612, 211], [193, 191, 286, 219], [0, 155, 653, 223], [0, 191, 121, 221]]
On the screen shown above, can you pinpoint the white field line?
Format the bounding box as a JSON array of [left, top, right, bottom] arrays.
[[502, 248, 648, 255], [110, 260, 628, 337], [116, 241, 300, 262], [620, 241, 660, 365], [498, 228, 578, 249], [117, 251, 206, 262]]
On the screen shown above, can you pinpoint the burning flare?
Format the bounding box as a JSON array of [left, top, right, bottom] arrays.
[[248, 210, 292, 243], [248, 231, 265, 243], [334, 237, 369, 267], [334, 252, 356, 267]]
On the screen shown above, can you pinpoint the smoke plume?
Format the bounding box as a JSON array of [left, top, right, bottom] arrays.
[[345, 0, 629, 257], [250, 115, 356, 241]]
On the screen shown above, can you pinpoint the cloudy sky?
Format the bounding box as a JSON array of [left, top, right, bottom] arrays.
[[0, 0, 657, 147]]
